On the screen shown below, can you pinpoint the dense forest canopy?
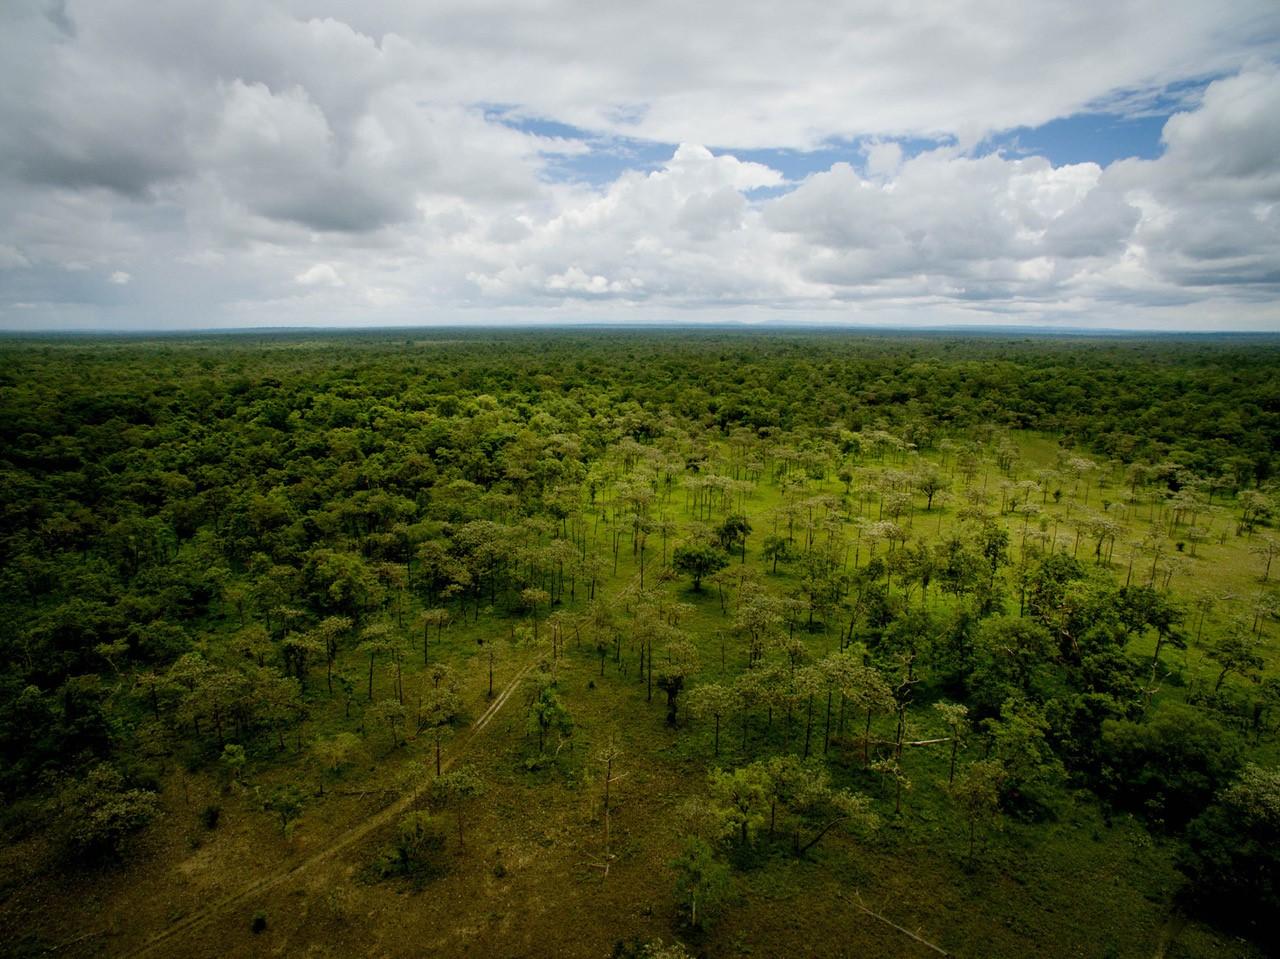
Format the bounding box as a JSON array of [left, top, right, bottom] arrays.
[[0, 330, 1278, 958]]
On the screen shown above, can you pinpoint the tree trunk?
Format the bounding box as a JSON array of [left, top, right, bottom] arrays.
[[803, 693, 814, 758], [823, 689, 832, 754], [864, 709, 873, 766]]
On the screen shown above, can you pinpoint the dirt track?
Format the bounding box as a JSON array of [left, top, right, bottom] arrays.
[[121, 660, 535, 958]]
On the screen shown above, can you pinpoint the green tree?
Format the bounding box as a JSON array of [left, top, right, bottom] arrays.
[[430, 765, 485, 851], [420, 684, 461, 774], [1101, 703, 1241, 827], [950, 759, 1006, 866], [708, 764, 768, 848], [760, 534, 792, 574], [672, 542, 729, 592], [50, 764, 160, 861], [670, 837, 730, 930], [264, 782, 306, 838], [933, 701, 970, 785], [383, 811, 447, 881], [312, 732, 362, 795], [655, 639, 700, 727], [375, 697, 408, 749], [689, 682, 736, 757], [1208, 622, 1265, 693], [716, 514, 752, 562], [1179, 764, 1280, 945], [520, 587, 551, 642], [527, 683, 573, 754]]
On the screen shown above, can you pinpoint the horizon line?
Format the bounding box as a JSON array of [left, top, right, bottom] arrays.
[[3, 321, 1280, 338]]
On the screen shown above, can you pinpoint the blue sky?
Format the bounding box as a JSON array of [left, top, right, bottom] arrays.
[[500, 106, 1179, 188], [1, 1, 1278, 331]]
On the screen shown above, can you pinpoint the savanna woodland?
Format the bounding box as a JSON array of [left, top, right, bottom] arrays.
[[1, 329, 1279, 959]]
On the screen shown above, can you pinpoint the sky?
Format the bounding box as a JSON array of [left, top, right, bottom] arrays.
[[1, 1, 1279, 331]]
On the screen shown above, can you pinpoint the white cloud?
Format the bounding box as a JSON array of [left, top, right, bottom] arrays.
[[295, 263, 344, 287], [0, 2, 1277, 329], [864, 141, 903, 180]]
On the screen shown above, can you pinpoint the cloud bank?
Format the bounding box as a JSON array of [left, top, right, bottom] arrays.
[[1, 0, 1278, 329]]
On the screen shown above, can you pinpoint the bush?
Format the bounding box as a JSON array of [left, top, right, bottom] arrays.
[[250, 910, 267, 934], [375, 811, 448, 884], [51, 764, 160, 861], [263, 783, 305, 837], [200, 803, 221, 830], [1100, 703, 1241, 828], [1178, 764, 1280, 948]]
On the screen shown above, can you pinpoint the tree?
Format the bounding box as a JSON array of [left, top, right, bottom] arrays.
[[827, 655, 894, 767], [655, 639, 700, 727], [774, 757, 877, 856], [1208, 622, 1265, 694], [382, 811, 447, 881], [281, 630, 323, 690], [527, 682, 573, 754], [418, 607, 449, 665], [315, 615, 352, 694], [708, 764, 768, 848], [264, 782, 306, 838], [871, 756, 911, 815], [915, 470, 946, 511], [688, 682, 735, 757], [312, 732, 362, 795], [983, 700, 1064, 819], [1251, 535, 1280, 582], [1236, 490, 1271, 536], [971, 616, 1055, 710], [716, 514, 752, 562], [950, 759, 1006, 866], [420, 684, 461, 774], [974, 520, 1011, 607], [520, 587, 551, 642], [1101, 703, 1241, 827], [933, 701, 970, 785], [672, 542, 730, 592], [1179, 764, 1280, 944], [594, 737, 624, 864], [219, 743, 247, 790], [375, 697, 408, 749], [429, 765, 485, 851], [670, 837, 730, 930], [761, 534, 792, 574], [50, 764, 160, 861], [358, 623, 396, 702]]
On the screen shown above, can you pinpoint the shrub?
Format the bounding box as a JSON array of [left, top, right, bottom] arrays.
[[200, 804, 221, 830], [1178, 764, 1280, 948], [375, 811, 448, 884], [1100, 703, 1241, 827], [51, 764, 160, 861]]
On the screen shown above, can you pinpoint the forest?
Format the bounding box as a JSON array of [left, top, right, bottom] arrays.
[[0, 328, 1278, 958]]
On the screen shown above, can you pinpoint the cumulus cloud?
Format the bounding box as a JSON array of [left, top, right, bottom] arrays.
[[308, 0, 1277, 149], [0, 1, 1277, 329], [295, 264, 344, 287]]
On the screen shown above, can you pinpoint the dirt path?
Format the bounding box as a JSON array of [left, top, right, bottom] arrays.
[[121, 660, 535, 958]]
